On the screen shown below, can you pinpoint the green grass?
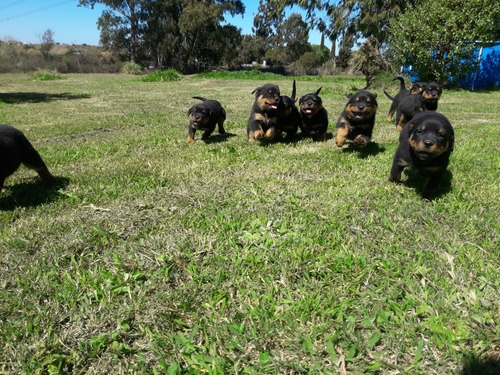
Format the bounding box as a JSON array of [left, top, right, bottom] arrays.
[[140, 69, 183, 82], [0, 73, 498, 374], [28, 71, 64, 81]]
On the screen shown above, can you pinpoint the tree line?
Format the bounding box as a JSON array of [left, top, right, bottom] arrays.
[[3, 1, 498, 85], [77, 0, 498, 84]]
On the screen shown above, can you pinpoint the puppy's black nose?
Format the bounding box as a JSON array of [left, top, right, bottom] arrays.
[[424, 139, 434, 147]]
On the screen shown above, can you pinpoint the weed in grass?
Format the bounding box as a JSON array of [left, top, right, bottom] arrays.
[[140, 69, 183, 82], [28, 71, 64, 81]]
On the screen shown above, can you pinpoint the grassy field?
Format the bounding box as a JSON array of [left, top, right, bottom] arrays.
[[0, 72, 498, 374]]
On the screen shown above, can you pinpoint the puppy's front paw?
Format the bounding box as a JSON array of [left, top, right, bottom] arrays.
[[353, 134, 370, 147]]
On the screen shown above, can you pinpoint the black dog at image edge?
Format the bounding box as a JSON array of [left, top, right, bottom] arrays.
[[0, 124, 54, 192]]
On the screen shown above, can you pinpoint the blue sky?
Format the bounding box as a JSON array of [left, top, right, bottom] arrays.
[[0, 0, 330, 48]]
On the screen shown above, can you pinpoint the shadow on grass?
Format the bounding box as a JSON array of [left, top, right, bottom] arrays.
[[256, 131, 335, 146], [341, 141, 386, 158], [202, 132, 237, 144], [0, 92, 90, 104], [0, 176, 70, 210], [460, 352, 500, 375], [402, 169, 453, 200]]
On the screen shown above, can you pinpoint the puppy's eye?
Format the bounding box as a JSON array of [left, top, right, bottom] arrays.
[[415, 129, 423, 135]]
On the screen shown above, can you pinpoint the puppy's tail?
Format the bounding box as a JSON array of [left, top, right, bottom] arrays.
[[393, 76, 406, 91], [192, 96, 207, 102], [384, 90, 394, 101]]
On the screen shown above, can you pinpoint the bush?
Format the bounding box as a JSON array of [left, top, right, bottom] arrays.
[[290, 52, 322, 75], [121, 62, 143, 75], [140, 69, 182, 82], [28, 71, 63, 81]]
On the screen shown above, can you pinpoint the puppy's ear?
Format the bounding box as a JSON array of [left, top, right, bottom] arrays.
[[187, 106, 194, 116], [346, 94, 353, 99], [372, 93, 377, 99], [315, 87, 322, 95], [251, 87, 261, 95], [448, 128, 455, 152]]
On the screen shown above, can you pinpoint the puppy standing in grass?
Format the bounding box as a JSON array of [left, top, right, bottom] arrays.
[[187, 97, 226, 142], [0, 124, 54, 192], [335, 90, 378, 148], [388, 111, 454, 199], [275, 80, 301, 141], [247, 83, 281, 141], [395, 82, 443, 130], [384, 76, 423, 122], [298, 87, 329, 141]]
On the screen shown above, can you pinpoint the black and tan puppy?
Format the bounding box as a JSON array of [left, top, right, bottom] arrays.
[[187, 96, 226, 142], [395, 82, 443, 130], [247, 83, 281, 141], [336, 90, 378, 148], [0, 124, 54, 192], [298, 87, 328, 141], [275, 80, 301, 141], [384, 76, 423, 121], [388, 112, 454, 198]]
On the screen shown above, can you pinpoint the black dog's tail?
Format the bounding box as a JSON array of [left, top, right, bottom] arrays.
[[384, 90, 394, 101], [393, 76, 406, 91], [192, 96, 207, 102], [384, 76, 407, 101], [291, 80, 296, 101]]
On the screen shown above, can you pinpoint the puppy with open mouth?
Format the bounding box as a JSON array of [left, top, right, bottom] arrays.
[[247, 83, 281, 141], [335, 90, 378, 148], [298, 87, 329, 141]]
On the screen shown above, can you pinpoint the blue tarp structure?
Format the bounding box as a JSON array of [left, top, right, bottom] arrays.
[[403, 42, 500, 91], [460, 43, 500, 90]]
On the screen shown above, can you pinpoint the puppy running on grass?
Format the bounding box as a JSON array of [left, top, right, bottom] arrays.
[[388, 111, 454, 199], [247, 83, 281, 141], [187, 97, 226, 142], [335, 90, 378, 148], [298, 87, 329, 142], [0, 124, 54, 192]]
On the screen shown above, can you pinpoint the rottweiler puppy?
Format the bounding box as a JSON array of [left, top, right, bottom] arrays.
[[336, 90, 378, 148], [298, 87, 329, 141], [384, 76, 423, 122], [0, 124, 54, 192], [395, 82, 443, 130], [247, 83, 281, 141], [187, 96, 226, 142], [275, 80, 301, 141], [388, 112, 454, 199]]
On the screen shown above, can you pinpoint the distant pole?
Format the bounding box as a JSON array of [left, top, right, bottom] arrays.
[[472, 46, 484, 91]]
